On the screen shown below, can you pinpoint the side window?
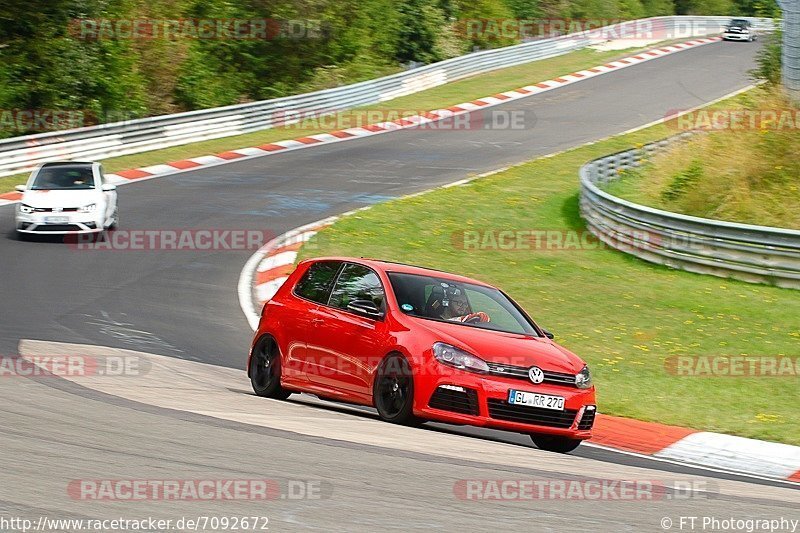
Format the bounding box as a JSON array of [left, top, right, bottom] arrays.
[[329, 264, 385, 313], [294, 261, 342, 304]]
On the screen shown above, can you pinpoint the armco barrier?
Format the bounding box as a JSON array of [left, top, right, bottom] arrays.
[[0, 16, 774, 178], [579, 135, 800, 289]]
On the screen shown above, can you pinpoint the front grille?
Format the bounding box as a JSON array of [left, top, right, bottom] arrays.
[[33, 207, 79, 212], [578, 408, 596, 430], [487, 399, 578, 428], [429, 386, 479, 415], [485, 362, 577, 387], [32, 224, 82, 232]]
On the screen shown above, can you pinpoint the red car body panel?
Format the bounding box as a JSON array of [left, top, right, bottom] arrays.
[[249, 257, 597, 439]]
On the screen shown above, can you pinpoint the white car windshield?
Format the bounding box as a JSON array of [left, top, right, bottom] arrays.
[[31, 166, 95, 190]]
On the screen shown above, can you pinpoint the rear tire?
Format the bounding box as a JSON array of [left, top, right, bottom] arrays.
[[249, 336, 291, 400], [530, 434, 582, 453], [373, 353, 420, 425]]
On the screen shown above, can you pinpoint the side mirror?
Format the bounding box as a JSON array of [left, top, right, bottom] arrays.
[[346, 300, 383, 319], [102, 184, 116, 192], [543, 329, 555, 340], [15, 185, 26, 192]]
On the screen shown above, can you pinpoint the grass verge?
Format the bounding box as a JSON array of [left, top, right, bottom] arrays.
[[605, 87, 800, 229], [1, 42, 689, 195], [299, 90, 800, 445]]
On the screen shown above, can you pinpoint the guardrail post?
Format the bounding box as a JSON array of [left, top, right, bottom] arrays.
[[780, 0, 800, 101]]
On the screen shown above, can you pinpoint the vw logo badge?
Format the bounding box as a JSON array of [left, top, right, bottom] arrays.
[[528, 366, 544, 384]]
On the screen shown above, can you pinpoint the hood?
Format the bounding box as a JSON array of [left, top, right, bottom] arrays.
[[22, 189, 103, 209], [410, 316, 584, 373]]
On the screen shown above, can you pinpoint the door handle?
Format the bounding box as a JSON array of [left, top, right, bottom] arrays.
[[311, 318, 324, 326]]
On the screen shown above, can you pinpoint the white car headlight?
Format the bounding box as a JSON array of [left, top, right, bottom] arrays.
[[575, 365, 593, 389], [80, 203, 97, 213], [432, 342, 489, 373], [19, 204, 34, 214]]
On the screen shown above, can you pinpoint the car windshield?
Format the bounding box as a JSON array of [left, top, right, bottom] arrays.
[[729, 19, 748, 26], [30, 166, 95, 190], [388, 272, 539, 336]]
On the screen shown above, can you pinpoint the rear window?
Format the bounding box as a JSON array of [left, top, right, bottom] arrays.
[[293, 261, 342, 304]]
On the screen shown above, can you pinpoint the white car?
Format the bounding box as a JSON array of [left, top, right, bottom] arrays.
[[722, 19, 757, 41], [15, 161, 118, 237]]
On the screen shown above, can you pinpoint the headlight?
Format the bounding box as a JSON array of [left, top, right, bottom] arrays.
[[19, 204, 34, 214], [432, 342, 489, 373], [80, 203, 97, 213], [575, 365, 593, 389]]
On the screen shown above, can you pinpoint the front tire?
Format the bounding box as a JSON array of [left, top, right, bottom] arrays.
[[249, 336, 291, 400], [108, 210, 119, 230], [373, 353, 420, 425], [530, 434, 582, 453]]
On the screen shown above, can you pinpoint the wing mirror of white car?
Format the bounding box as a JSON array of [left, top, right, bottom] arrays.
[[15, 185, 26, 192], [101, 184, 117, 192]]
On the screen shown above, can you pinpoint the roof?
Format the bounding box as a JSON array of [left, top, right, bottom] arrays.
[[302, 256, 494, 287], [39, 161, 95, 167]]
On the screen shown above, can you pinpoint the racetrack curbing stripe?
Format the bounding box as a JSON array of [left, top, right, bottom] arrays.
[[654, 432, 800, 480]]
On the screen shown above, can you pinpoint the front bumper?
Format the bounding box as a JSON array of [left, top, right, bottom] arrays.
[[723, 32, 751, 40], [16, 212, 103, 234], [414, 365, 597, 439]]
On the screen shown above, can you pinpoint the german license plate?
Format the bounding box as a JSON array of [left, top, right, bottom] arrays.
[[45, 216, 69, 224], [508, 389, 565, 411]]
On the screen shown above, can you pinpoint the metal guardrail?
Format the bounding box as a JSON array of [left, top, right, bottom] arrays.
[[579, 136, 800, 289], [0, 16, 774, 178]]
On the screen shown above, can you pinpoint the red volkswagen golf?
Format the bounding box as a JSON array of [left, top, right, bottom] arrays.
[[247, 257, 597, 453]]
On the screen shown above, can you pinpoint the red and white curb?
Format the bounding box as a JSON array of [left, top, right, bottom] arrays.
[[0, 37, 722, 209], [238, 216, 340, 330], [593, 415, 800, 484]]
